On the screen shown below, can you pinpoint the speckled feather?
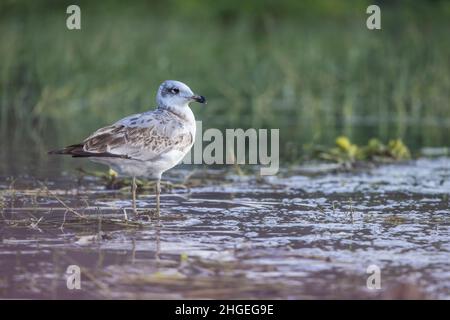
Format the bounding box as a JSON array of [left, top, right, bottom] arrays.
[[82, 108, 194, 161]]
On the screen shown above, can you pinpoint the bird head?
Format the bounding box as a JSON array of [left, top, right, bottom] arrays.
[[156, 80, 206, 109]]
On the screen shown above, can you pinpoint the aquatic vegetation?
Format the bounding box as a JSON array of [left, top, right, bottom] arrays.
[[76, 168, 188, 193], [386, 139, 412, 160], [383, 215, 407, 225], [316, 136, 411, 165], [0, 181, 148, 231]]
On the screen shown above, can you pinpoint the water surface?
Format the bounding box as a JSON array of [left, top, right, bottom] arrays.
[[0, 158, 449, 299]]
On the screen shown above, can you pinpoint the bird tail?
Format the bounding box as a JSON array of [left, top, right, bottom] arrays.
[[48, 143, 131, 159], [48, 144, 84, 156]]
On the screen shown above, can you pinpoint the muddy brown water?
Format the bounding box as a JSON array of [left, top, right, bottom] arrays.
[[0, 158, 449, 299]]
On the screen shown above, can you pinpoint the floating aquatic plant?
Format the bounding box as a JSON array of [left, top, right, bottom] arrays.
[[316, 136, 411, 165]]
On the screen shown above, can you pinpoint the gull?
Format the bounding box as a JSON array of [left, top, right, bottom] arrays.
[[49, 80, 206, 216]]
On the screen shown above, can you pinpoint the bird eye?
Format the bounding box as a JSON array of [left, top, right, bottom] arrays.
[[170, 88, 179, 94]]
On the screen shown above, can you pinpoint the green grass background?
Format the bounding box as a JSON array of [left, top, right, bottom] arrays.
[[0, 0, 449, 171]]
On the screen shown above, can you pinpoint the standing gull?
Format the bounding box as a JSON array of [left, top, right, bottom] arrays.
[[49, 80, 206, 216]]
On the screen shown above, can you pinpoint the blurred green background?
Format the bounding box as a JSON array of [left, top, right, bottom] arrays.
[[0, 0, 449, 173]]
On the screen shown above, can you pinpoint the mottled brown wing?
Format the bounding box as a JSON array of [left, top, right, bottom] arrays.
[[81, 122, 193, 161], [49, 109, 194, 160]]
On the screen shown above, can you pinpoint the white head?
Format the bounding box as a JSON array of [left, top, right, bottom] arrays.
[[156, 80, 206, 110]]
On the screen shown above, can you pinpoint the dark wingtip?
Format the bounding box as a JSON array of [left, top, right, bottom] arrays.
[[48, 144, 83, 156]]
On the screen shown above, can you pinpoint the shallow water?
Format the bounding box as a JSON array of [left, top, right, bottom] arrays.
[[0, 158, 449, 299]]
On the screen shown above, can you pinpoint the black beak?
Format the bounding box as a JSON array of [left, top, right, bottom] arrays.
[[192, 95, 207, 104]]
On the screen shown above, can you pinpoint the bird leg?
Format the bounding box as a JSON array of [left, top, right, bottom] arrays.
[[131, 176, 137, 213], [156, 178, 161, 217]]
